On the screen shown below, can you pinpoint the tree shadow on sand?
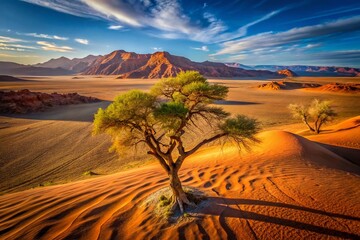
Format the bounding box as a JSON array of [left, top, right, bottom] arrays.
[[194, 197, 360, 239]]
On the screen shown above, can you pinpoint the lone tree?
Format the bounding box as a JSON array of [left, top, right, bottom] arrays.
[[93, 71, 259, 213], [289, 99, 336, 134]]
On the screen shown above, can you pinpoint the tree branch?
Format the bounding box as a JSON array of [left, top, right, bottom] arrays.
[[174, 132, 227, 170], [147, 151, 170, 172]]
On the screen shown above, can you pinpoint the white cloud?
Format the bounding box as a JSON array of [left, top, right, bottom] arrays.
[[152, 47, 162, 51], [0, 43, 37, 50], [23, 0, 285, 43], [75, 38, 89, 45], [192, 46, 209, 52], [108, 25, 123, 30], [37, 41, 73, 52], [213, 16, 360, 56], [0, 36, 36, 51], [305, 43, 321, 49], [24, 33, 68, 40], [53, 35, 68, 40], [84, 0, 142, 26], [0, 36, 25, 43], [0, 46, 26, 52]]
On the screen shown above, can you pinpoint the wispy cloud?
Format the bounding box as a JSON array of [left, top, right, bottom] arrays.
[[0, 46, 27, 51], [0, 43, 37, 50], [213, 16, 360, 56], [0, 36, 25, 43], [288, 6, 360, 24], [253, 0, 269, 8], [23, 32, 68, 40], [215, 49, 360, 67], [152, 47, 162, 51], [314, 50, 360, 61], [23, 0, 285, 43], [75, 38, 89, 45], [108, 25, 123, 30], [22, 0, 100, 19], [192, 46, 209, 52], [37, 41, 73, 52], [0, 36, 36, 51]]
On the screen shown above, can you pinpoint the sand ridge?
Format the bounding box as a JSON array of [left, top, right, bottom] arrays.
[[0, 118, 359, 239]]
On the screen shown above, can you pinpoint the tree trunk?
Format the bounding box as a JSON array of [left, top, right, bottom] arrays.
[[316, 120, 324, 134], [303, 119, 315, 132], [168, 168, 195, 213]]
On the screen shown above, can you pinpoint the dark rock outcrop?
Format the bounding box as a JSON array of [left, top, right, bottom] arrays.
[[277, 69, 298, 77], [0, 89, 100, 113]]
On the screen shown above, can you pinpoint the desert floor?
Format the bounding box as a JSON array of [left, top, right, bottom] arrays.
[[0, 76, 359, 239]]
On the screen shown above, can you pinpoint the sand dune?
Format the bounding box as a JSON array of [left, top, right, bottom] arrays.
[[307, 83, 360, 94], [308, 116, 360, 148], [1, 118, 359, 239]]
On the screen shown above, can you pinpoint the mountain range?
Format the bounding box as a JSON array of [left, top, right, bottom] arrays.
[[35, 55, 100, 73], [83, 50, 280, 78], [226, 63, 360, 77], [0, 61, 74, 76], [0, 50, 359, 78]]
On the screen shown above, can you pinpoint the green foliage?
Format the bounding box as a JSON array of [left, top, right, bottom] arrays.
[[93, 90, 156, 135], [151, 70, 230, 136], [221, 115, 259, 137], [159, 195, 171, 207], [182, 81, 228, 104], [154, 101, 188, 132], [220, 115, 260, 149], [93, 90, 157, 155], [151, 71, 228, 107], [151, 71, 207, 97], [289, 99, 337, 133]]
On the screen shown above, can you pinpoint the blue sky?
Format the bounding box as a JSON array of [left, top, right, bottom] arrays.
[[0, 0, 359, 67]]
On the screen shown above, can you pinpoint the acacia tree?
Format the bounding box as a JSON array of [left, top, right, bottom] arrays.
[[93, 71, 259, 213], [289, 99, 336, 134]]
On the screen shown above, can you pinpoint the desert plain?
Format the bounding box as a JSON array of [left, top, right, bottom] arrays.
[[0, 75, 360, 239]]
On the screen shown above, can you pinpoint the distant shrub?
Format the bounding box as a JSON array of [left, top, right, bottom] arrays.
[[289, 99, 337, 134]]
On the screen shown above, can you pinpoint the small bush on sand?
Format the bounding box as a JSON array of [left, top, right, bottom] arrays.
[[289, 99, 337, 134]]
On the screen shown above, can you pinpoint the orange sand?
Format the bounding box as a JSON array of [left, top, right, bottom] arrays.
[[0, 118, 359, 239]]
